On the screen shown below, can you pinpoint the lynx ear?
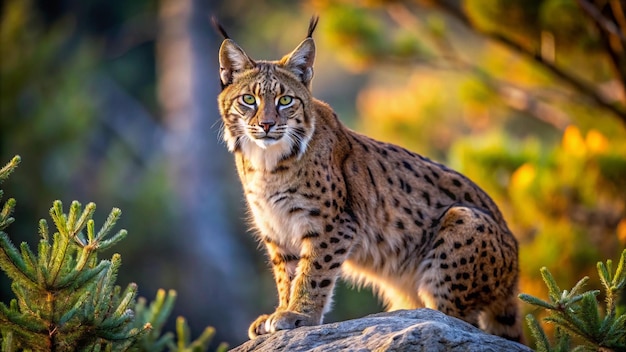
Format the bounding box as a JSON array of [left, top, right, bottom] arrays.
[[219, 39, 255, 88], [282, 38, 316, 88], [281, 17, 318, 88]]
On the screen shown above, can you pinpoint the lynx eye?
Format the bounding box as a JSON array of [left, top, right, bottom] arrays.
[[241, 94, 256, 106], [277, 95, 294, 107]]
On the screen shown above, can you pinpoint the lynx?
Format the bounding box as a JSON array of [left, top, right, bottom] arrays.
[[216, 17, 523, 342]]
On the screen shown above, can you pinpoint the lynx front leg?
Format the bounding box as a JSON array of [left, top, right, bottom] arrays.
[[251, 227, 353, 337], [248, 238, 298, 339]]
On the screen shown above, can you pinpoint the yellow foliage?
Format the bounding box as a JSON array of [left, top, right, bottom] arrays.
[[511, 163, 535, 189], [585, 129, 609, 153], [562, 125, 586, 157]]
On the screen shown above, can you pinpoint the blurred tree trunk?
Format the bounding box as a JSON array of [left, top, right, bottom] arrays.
[[157, 0, 255, 343]]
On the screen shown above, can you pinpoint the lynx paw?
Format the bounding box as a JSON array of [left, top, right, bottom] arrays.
[[248, 311, 317, 339]]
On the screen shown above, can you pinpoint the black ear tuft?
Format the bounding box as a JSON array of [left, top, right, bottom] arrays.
[[307, 16, 319, 38], [211, 16, 230, 39]]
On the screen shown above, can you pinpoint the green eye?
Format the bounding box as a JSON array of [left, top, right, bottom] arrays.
[[278, 96, 293, 107], [241, 94, 256, 106]]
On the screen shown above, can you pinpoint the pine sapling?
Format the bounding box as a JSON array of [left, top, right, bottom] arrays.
[[519, 249, 626, 352], [0, 156, 217, 351]]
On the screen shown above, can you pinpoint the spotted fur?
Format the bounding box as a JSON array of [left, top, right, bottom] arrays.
[[217, 17, 523, 342]]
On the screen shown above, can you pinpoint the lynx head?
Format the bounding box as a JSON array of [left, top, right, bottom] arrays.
[[217, 17, 319, 170]]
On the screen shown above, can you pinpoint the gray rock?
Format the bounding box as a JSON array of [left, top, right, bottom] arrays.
[[230, 309, 532, 352]]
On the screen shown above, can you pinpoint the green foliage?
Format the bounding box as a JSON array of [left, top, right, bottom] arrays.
[[172, 317, 228, 352], [519, 249, 626, 351], [0, 156, 20, 232], [0, 157, 215, 351], [318, 3, 433, 70]]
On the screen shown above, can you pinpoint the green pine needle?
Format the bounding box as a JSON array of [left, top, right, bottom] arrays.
[[0, 233, 38, 290], [540, 266, 562, 301], [59, 290, 89, 326], [519, 293, 555, 310], [97, 229, 128, 252], [19, 242, 38, 281], [525, 314, 550, 352], [113, 283, 138, 318], [0, 156, 21, 182], [176, 316, 191, 349], [0, 198, 16, 231], [38, 219, 49, 242], [95, 207, 121, 242], [568, 276, 590, 299]]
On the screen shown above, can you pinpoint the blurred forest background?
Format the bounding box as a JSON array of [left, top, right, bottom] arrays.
[[1, 0, 625, 347]]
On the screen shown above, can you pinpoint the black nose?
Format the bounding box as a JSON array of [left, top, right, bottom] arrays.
[[259, 121, 276, 133]]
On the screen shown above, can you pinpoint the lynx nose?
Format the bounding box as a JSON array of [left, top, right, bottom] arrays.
[[259, 121, 276, 133]]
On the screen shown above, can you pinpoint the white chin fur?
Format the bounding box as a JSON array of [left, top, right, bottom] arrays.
[[253, 138, 279, 149], [240, 136, 293, 171]]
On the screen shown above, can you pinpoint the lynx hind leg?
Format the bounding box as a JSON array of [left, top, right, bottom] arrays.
[[479, 291, 524, 343], [416, 205, 522, 341]]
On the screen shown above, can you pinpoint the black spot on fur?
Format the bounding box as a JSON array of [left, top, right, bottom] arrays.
[[439, 186, 457, 201], [302, 231, 319, 239], [495, 314, 517, 326], [422, 191, 431, 206], [378, 160, 387, 173], [367, 167, 376, 188], [271, 165, 289, 173]]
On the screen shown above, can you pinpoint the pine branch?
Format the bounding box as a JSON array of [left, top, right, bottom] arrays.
[[0, 156, 21, 183], [385, 3, 571, 130], [520, 249, 626, 351], [0, 156, 20, 232], [577, 0, 626, 92]]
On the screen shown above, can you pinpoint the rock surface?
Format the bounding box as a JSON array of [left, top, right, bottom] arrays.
[[230, 309, 532, 352]]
